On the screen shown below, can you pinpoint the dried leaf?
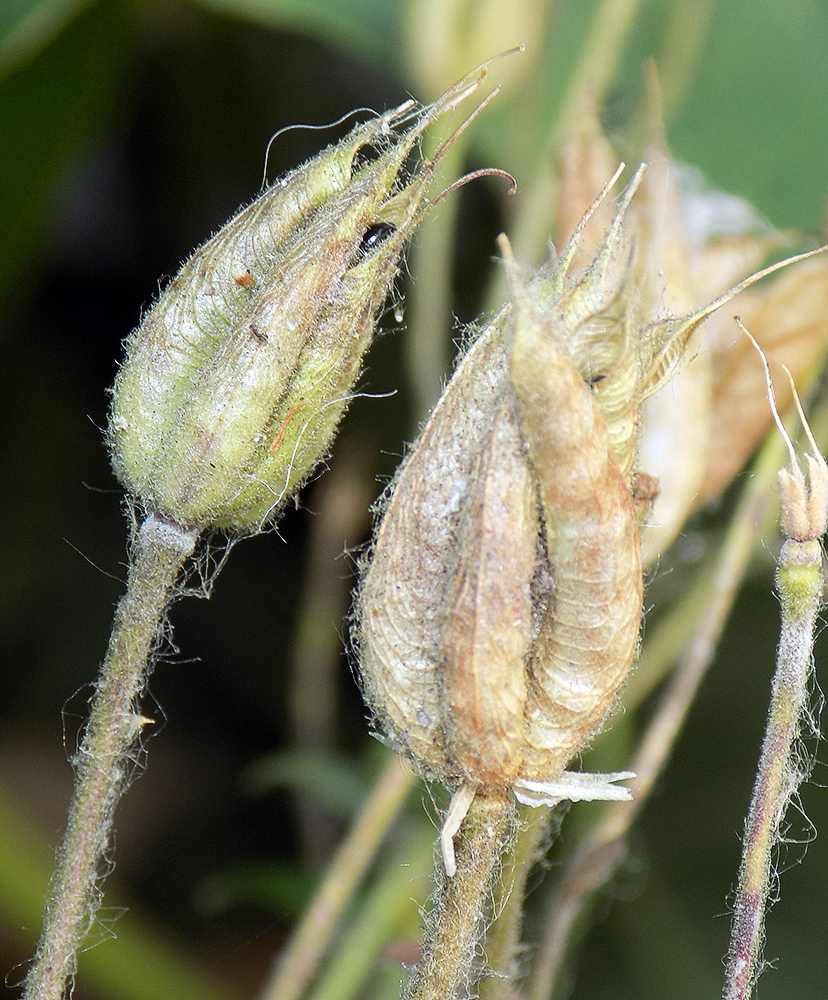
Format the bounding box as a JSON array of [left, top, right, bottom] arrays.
[[698, 259, 828, 505]]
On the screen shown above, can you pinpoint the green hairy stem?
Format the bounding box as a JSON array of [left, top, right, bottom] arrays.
[[24, 515, 198, 1000]]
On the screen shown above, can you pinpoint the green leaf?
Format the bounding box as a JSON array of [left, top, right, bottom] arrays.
[[243, 748, 371, 819], [0, 0, 95, 78], [0, 0, 126, 309], [195, 859, 316, 918], [669, 0, 828, 229]]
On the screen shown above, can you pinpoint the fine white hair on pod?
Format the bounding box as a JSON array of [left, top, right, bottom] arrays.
[[260, 106, 386, 189]]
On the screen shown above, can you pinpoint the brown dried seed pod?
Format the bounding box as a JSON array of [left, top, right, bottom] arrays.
[[441, 394, 537, 786], [506, 276, 643, 801], [531, 165, 644, 485], [355, 320, 523, 779], [357, 223, 647, 870], [357, 178, 648, 793]]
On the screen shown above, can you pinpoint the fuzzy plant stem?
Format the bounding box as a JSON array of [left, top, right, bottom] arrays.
[[722, 531, 824, 1000], [404, 791, 516, 1000], [23, 512, 198, 1000], [721, 339, 828, 1000], [479, 804, 549, 1000]]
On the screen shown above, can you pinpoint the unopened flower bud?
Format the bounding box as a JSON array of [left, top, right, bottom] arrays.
[[109, 67, 497, 532]]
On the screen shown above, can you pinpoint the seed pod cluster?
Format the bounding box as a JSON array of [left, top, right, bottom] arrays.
[[355, 181, 646, 841], [108, 64, 499, 533], [355, 165, 824, 870]]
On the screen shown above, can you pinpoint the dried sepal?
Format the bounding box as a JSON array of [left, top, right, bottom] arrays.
[[553, 79, 828, 562], [555, 85, 620, 270], [629, 115, 714, 564], [698, 259, 828, 506]]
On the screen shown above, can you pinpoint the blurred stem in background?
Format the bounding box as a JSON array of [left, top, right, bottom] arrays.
[[401, 0, 552, 419], [285, 442, 375, 870], [496, 0, 645, 295], [403, 139, 466, 421], [258, 755, 414, 1000]]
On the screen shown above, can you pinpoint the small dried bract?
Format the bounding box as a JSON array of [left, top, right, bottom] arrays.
[[737, 320, 828, 547], [108, 59, 508, 533]]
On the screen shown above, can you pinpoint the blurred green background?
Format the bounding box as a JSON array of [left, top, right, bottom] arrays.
[[2, 2, 828, 999]]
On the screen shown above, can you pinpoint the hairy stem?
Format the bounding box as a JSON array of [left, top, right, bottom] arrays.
[[405, 792, 516, 1000], [479, 804, 550, 1000], [24, 513, 198, 1000], [723, 533, 824, 1000]]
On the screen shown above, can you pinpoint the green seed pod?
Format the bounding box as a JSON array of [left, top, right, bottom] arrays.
[[109, 68, 494, 532]]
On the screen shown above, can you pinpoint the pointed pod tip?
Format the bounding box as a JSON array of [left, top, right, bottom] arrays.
[[740, 316, 828, 542]]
